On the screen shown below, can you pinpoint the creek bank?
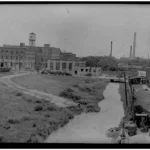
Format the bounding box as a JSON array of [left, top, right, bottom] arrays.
[[0, 74, 107, 143]]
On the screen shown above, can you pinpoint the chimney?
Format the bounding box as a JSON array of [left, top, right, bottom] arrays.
[[129, 45, 132, 60], [132, 32, 136, 59], [110, 41, 112, 57]]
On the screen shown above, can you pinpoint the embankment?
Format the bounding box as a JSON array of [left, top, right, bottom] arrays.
[[0, 74, 107, 143]]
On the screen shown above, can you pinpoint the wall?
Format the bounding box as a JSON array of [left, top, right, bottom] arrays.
[[0, 47, 26, 69], [47, 60, 75, 74], [73, 66, 101, 76]]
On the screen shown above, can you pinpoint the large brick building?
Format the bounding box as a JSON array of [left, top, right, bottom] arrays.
[[0, 33, 79, 71]]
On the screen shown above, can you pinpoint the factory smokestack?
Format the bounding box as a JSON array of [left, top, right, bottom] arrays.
[[110, 41, 112, 57], [129, 45, 132, 60], [132, 32, 136, 59]]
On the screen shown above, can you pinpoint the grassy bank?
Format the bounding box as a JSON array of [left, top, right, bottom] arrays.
[[0, 75, 108, 143]]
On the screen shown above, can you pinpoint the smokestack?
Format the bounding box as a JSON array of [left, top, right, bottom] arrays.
[[110, 41, 112, 57], [132, 32, 136, 59], [129, 45, 132, 60]]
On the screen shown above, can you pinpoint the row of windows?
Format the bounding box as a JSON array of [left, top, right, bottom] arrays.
[[0, 50, 24, 54], [80, 68, 96, 72], [50, 62, 73, 70]]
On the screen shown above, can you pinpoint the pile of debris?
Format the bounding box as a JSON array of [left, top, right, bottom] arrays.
[[106, 121, 137, 143]]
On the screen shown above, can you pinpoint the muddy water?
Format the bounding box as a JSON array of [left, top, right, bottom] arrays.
[[45, 83, 124, 143]]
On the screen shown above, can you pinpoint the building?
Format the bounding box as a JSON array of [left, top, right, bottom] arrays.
[[0, 46, 26, 69], [74, 66, 101, 76], [61, 52, 76, 61], [137, 71, 146, 78], [0, 32, 88, 73], [47, 59, 101, 76]]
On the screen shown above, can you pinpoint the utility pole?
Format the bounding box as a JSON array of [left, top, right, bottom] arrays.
[[124, 72, 128, 107], [18, 52, 22, 71]]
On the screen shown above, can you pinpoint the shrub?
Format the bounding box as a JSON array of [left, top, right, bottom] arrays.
[[34, 105, 43, 111], [47, 106, 57, 111], [85, 103, 100, 113], [72, 84, 79, 88], [15, 91, 23, 96], [59, 89, 81, 102], [8, 118, 20, 124], [0, 135, 4, 142]]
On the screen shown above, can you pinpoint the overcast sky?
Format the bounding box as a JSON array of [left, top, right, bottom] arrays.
[[0, 4, 150, 58]]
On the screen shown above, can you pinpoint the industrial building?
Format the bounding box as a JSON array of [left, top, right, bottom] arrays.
[[47, 59, 101, 76], [0, 32, 87, 73]]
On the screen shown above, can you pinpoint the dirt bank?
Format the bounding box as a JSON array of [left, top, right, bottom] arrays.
[[0, 74, 107, 143]]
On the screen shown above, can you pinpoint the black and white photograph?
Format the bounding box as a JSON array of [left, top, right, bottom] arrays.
[[0, 2, 150, 145]]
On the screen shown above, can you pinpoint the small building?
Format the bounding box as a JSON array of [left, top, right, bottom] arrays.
[[47, 59, 101, 76], [137, 71, 146, 78], [74, 66, 101, 76]]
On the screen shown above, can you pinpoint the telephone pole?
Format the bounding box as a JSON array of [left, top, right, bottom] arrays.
[[124, 72, 128, 107]]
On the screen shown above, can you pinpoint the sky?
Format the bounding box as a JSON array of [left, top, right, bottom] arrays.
[[0, 4, 150, 58]]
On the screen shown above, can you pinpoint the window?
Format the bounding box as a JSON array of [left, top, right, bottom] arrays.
[[86, 69, 88, 72], [81, 69, 84, 72], [62, 62, 66, 69], [50, 62, 53, 70], [56, 62, 60, 70], [69, 63, 72, 70]]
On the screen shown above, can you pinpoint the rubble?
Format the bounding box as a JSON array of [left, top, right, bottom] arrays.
[[124, 121, 137, 136]]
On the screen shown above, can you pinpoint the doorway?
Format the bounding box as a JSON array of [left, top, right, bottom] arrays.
[[1, 62, 4, 68], [75, 70, 77, 75]]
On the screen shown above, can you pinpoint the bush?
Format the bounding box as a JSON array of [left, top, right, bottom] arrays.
[[72, 84, 79, 88], [0, 135, 4, 142], [84, 73, 92, 77], [59, 88, 81, 102], [15, 91, 23, 96], [47, 106, 57, 111], [34, 105, 43, 111], [85, 103, 100, 113], [8, 118, 20, 124]]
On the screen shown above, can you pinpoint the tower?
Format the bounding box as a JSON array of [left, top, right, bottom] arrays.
[[29, 32, 36, 46], [129, 45, 132, 60], [132, 32, 136, 59], [110, 41, 112, 57]]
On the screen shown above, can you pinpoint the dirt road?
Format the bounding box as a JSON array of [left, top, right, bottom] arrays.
[[0, 73, 75, 107], [45, 83, 124, 143]]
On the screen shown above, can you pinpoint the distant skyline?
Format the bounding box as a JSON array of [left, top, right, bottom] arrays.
[[0, 4, 150, 58]]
